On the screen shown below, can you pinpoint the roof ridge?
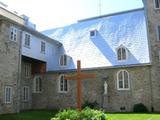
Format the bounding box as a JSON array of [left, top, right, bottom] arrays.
[[78, 7, 144, 22]]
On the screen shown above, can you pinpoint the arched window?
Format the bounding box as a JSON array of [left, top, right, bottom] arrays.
[[60, 55, 67, 66], [33, 76, 42, 93], [117, 47, 127, 61], [58, 74, 68, 93], [117, 70, 130, 90]]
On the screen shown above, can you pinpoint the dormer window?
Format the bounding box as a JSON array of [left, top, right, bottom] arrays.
[[90, 30, 97, 38], [154, 0, 160, 9], [60, 55, 68, 66], [117, 47, 127, 61]]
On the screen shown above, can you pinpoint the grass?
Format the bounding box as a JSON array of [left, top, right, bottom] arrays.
[[107, 113, 160, 120], [0, 110, 160, 120], [0, 110, 57, 120]]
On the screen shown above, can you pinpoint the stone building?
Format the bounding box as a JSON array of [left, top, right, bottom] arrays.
[[0, 0, 160, 114]]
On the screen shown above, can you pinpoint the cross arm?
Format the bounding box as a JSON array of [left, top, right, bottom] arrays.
[[80, 73, 96, 79]]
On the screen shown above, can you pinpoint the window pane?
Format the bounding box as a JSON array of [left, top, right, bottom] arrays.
[[60, 76, 64, 91], [39, 78, 42, 91], [155, 0, 160, 8], [118, 48, 122, 60], [36, 79, 39, 92], [64, 55, 67, 66], [118, 71, 123, 88], [41, 42, 45, 52], [122, 48, 126, 60], [119, 80, 123, 88], [60, 56, 63, 66], [59, 75, 68, 92], [5, 87, 11, 103], [124, 71, 129, 88], [25, 34, 30, 46], [64, 80, 68, 91]]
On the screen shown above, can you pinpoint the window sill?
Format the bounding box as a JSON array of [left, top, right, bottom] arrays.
[[59, 65, 68, 67], [58, 91, 69, 94], [4, 102, 12, 104], [10, 39, 17, 42], [117, 88, 130, 91], [24, 45, 31, 49], [117, 59, 127, 62], [41, 51, 45, 54], [33, 91, 42, 94], [154, 8, 160, 10]]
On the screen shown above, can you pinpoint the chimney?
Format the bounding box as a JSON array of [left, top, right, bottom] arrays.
[[21, 14, 29, 24]]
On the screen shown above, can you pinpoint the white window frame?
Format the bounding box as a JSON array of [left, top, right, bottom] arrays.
[[154, 0, 160, 9], [10, 26, 17, 42], [59, 54, 68, 67], [4, 86, 12, 103], [24, 33, 31, 48], [117, 47, 128, 61], [41, 41, 45, 53], [90, 30, 97, 38], [33, 76, 42, 93], [58, 74, 69, 93], [117, 70, 130, 90], [23, 63, 31, 78], [22, 86, 29, 102]]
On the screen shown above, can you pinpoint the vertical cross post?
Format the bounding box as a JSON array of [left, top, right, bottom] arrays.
[[64, 60, 96, 111], [77, 60, 81, 111]]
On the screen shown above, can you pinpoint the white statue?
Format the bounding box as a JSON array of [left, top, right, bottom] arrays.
[[104, 81, 108, 95]]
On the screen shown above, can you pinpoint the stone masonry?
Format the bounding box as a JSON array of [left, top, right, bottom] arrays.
[[143, 0, 160, 111], [0, 20, 21, 114], [32, 65, 152, 112]]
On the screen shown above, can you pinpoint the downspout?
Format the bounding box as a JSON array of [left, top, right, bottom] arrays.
[[16, 29, 22, 112]]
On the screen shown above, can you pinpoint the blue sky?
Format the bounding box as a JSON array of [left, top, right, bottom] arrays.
[[1, 0, 143, 31]]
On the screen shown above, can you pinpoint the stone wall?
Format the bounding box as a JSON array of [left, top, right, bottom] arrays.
[[143, 0, 160, 112], [20, 62, 32, 110], [32, 65, 152, 112], [0, 20, 21, 114]]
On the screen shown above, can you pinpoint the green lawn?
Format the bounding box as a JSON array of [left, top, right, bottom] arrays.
[[107, 113, 160, 120], [0, 110, 160, 120], [0, 110, 57, 120]]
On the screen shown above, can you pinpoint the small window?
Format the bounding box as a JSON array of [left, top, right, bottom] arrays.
[[4, 86, 12, 103], [10, 26, 17, 41], [24, 33, 31, 47], [117, 47, 127, 61], [60, 55, 67, 66], [90, 30, 97, 38], [58, 74, 69, 93], [23, 86, 29, 102], [33, 76, 42, 93], [41, 41, 45, 53], [117, 70, 130, 90], [154, 0, 160, 9], [23, 63, 31, 78]]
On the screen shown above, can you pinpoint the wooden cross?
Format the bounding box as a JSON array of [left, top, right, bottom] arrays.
[[64, 60, 96, 111]]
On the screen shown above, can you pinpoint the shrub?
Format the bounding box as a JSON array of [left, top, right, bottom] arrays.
[[51, 107, 108, 120], [82, 100, 99, 109], [133, 103, 148, 113]]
